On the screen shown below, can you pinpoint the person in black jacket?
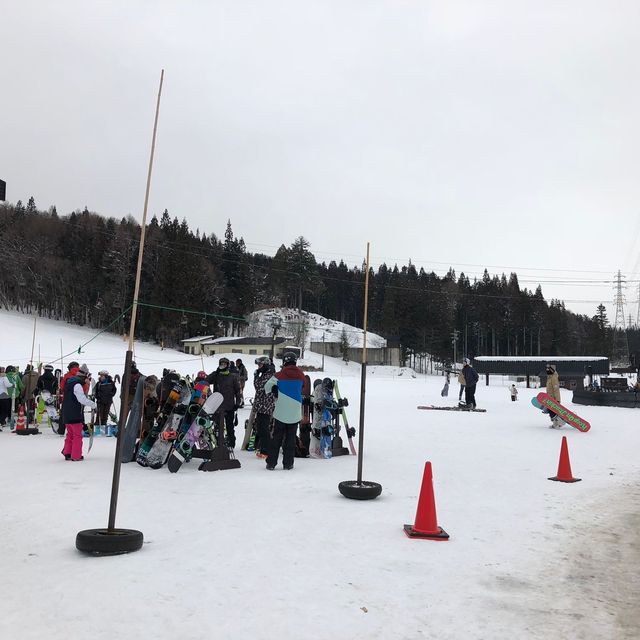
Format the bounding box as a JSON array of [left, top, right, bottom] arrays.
[[36, 364, 58, 396], [61, 364, 97, 461], [94, 370, 117, 435], [206, 357, 241, 449], [462, 358, 479, 409]]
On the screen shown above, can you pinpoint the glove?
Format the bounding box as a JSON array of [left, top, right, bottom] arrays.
[[270, 386, 279, 399], [346, 427, 356, 438]]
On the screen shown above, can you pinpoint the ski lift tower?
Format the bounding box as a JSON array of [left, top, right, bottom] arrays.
[[612, 270, 630, 366]]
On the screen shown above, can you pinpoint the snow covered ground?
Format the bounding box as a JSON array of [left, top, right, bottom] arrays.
[[1, 310, 639, 639]]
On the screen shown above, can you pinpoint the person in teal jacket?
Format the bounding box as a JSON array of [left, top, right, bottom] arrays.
[[263, 352, 306, 470]]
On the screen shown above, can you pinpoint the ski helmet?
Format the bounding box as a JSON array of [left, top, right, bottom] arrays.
[[219, 357, 230, 368], [463, 357, 471, 365], [282, 352, 298, 365], [255, 356, 271, 367], [44, 364, 54, 371], [68, 361, 79, 370], [196, 370, 207, 379]]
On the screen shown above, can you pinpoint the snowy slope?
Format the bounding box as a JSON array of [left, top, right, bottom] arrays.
[[1, 309, 639, 640], [244, 307, 387, 349]]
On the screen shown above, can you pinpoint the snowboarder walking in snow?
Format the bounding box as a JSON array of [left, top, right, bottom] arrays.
[[545, 364, 562, 429], [61, 364, 97, 461], [510, 384, 518, 401], [462, 358, 479, 409], [253, 356, 275, 459], [264, 352, 306, 470]]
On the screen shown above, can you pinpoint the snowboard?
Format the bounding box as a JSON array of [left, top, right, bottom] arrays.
[[241, 403, 257, 451], [136, 380, 185, 466], [309, 380, 323, 458], [535, 392, 591, 432], [417, 405, 487, 413], [333, 380, 356, 455], [167, 392, 223, 472], [120, 375, 147, 463]]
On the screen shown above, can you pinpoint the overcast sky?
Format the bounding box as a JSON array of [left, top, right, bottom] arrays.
[[2, 1, 640, 321]]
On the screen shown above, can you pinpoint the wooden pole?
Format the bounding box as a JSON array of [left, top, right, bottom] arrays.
[[108, 69, 164, 532], [29, 317, 37, 369], [356, 242, 370, 484]]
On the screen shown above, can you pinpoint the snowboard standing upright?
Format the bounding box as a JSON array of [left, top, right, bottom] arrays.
[[120, 376, 147, 463], [167, 392, 224, 472], [136, 380, 185, 466], [333, 380, 356, 455]]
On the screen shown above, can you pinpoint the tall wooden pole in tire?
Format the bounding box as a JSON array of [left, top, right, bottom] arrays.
[[76, 70, 164, 556], [338, 242, 382, 500]]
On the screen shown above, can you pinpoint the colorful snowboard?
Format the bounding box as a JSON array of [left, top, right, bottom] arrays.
[[535, 392, 591, 432], [167, 392, 224, 472]]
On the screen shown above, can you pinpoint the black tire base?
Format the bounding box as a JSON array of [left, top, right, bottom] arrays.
[[76, 528, 144, 556], [403, 524, 449, 540], [338, 480, 382, 500], [14, 428, 41, 436]]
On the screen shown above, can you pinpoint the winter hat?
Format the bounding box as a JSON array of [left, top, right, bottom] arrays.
[[546, 364, 557, 373], [68, 361, 79, 370], [77, 364, 90, 378], [98, 370, 109, 376], [196, 370, 207, 379], [463, 358, 471, 365], [219, 357, 230, 367]]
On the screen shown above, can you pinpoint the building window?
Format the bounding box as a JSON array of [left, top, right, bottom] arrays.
[[184, 346, 190, 354], [263, 349, 271, 355], [249, 349, 257, 355], [232, 349, 242, 354]]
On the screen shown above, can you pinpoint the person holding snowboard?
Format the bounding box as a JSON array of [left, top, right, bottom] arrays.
[[510, 384, 518, 401], [61, 364, 97, 461], [545, 363, 562, 429], [207, 357, 241, 449], [462, 358, 479, 409], [36, 364, 58, 395], [253, 356, 275, 459], [263, 352, 306, 470]]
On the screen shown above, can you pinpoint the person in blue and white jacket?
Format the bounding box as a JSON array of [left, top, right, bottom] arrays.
[[264, 352, 306, 471]]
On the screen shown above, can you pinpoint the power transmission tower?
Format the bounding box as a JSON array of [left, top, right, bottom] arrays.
[[611, 270, 629, 365]]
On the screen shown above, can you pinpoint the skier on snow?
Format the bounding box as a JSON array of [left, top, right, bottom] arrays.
[[510, 384, 518, 401]]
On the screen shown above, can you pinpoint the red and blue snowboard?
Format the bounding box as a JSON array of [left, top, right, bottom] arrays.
[[532, 392, 591, 432]]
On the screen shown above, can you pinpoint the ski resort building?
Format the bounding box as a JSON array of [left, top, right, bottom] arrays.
[[200, 336, 291, 358], [472, 356, 610, 389], [309, 341, 401, 366]]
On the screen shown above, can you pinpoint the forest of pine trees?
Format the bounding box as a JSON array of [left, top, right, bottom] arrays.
[[1, 198, 638, 366]]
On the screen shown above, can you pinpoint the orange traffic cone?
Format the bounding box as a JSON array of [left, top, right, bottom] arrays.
[[548, 436, 581, 483], [404, 461, 449, 540], [15, 405, 26, 430]]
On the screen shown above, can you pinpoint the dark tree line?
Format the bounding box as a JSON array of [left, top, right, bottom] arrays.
[[1, 198, 638, 365]]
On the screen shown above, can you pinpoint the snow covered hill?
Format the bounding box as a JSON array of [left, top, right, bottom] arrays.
[[244, 307, 387, 349]]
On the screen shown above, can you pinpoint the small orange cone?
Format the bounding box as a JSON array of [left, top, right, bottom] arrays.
[[15, 405, 26, 430], [548, 436, 581, 483], [404, 461, 449, 540]]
